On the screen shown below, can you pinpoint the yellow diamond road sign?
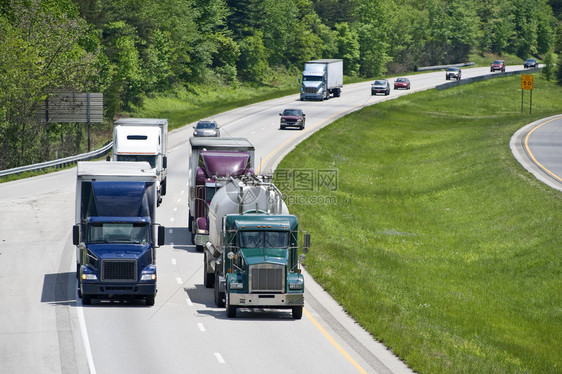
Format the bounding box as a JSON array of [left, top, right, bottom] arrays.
[[521, 75, 533, 90]]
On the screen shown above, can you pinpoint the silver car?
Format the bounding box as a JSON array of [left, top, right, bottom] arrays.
[[193, 120, 220, 137]]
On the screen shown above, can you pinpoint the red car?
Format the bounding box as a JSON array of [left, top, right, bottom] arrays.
[[279, 108, 306, 130], [490, 60, 505, 72], [394, 77, 411, 90]]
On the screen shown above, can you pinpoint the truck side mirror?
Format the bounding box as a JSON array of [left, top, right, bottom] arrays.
[[73, 225, 80, 245], [158, 225, 166, 246], [303, 233, 311, 253], [163, 156, 167, 169]]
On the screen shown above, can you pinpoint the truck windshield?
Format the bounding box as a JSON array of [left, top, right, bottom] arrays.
[[205, 186, 216, 203], [116, 154, 157, 168], [303, 76, 322, 82], [88, 222, 150, 244], [239, 231, 289, 248]]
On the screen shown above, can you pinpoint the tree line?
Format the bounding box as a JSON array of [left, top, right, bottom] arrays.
[[1, 0, 561, 169]]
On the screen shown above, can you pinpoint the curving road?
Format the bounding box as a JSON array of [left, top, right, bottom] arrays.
[[511, 114, 562, 192], [0, 65, 542, 374]]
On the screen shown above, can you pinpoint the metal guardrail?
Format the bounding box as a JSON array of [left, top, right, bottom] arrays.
[[0, 141, 113, 177], [435, 67, 542, 91], [416, 62, 476, 72]]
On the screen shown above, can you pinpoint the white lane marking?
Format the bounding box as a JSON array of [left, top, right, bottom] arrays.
[[171, 258, 176, 265], [177, 198, 181, 202], [214, 352, 225, 364], [169, 229, 173, 234], [181, 190, 185, 194], [77, 297, 97, 374], [170, 217, 175, 222], [186, 298, 193, 307], [170, 242, 175, 246], [176, 277, 183, 284], [197, 323, 206, 332], [173, 207, 178, 212]]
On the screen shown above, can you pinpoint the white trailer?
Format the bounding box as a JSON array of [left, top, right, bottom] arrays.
[[113, 118, 168, 204]]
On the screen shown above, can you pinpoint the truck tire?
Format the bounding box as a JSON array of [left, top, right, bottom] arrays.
[[214, 276, 225, 307], [195, 244, 203, 252], [161, 179, 167, 196], [145, 294, 155, 306], [204, 252, 215, 288], [226, 295, 237, 318], [82, 294, 92, 305], [292, 306, 303, 319]]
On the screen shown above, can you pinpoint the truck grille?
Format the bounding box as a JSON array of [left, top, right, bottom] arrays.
[[303, 87, 317, 94], [249, 264, 285, 293], [101, 259, 137, 282]]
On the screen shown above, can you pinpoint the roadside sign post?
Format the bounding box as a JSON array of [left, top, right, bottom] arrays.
[[521, 75, 533, 114]]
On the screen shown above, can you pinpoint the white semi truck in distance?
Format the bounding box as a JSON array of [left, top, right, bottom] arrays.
[[300, 59, 343, 101], [112, 118, 168, 205]]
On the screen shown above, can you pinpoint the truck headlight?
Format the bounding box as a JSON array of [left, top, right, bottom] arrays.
[[81, 265, 98, 280], [289, 282, 303, 290], [196, 229, 208, 235], [229, 282, 244, 290], [141, 265, 157, 281], [141, 273, 156, 281]]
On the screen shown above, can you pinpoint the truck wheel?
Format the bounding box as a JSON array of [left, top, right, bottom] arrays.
[[161, 179, 167, 196], [195, 244, 203, 252], [82, 294, 92, 305], [146, 294, 155, 306], [188, 214, 193, 232], [292, 306, 303, 319], [204, 252, 215, 288], [226, 296, 237, 318], [214, 276, 225, 307]]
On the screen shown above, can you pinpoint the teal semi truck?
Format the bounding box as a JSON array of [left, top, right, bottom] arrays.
[[203, 175, 310, 319]]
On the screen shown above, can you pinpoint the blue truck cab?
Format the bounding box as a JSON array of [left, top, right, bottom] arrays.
[[73, 161, 165, 305]]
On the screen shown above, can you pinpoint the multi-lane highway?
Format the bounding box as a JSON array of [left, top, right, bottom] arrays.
[[0, 65, 554, 374]]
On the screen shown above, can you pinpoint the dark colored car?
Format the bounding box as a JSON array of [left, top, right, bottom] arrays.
[[490, 60, 505, 72], [371, 79, 390, 95], [279, 108, 306, 130], [193, 120, 220, 137], [445, 67, 461, 80], [524, 59, 539, 69], [394, 77, 411, 90]]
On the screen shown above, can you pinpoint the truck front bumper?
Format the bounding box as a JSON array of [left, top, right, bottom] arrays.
[[300, 93, 323, 100], [81, 283, 156, 297], [229, 292, 303, 308]]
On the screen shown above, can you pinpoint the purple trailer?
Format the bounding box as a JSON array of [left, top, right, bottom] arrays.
[[188, 137, 255, 250]]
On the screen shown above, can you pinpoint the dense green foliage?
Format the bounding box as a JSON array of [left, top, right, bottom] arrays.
[[0, 0, 561, 169], [278, 74, 562, 373]]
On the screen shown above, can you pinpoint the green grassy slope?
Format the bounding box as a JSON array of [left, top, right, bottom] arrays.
[[277, 74, 562, 373]]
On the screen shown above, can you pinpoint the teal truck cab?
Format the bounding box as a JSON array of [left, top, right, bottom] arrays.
[[203, 175, 310, 319]]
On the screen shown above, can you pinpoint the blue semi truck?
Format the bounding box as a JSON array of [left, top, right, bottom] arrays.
[[73, 161, 165, 305]]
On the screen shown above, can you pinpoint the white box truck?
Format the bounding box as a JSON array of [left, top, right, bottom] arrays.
[[300, 59, 343, 100], [112, 118, 168, 204]]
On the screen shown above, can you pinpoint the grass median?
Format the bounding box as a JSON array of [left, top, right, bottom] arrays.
[[277, 74, 562, 373]]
